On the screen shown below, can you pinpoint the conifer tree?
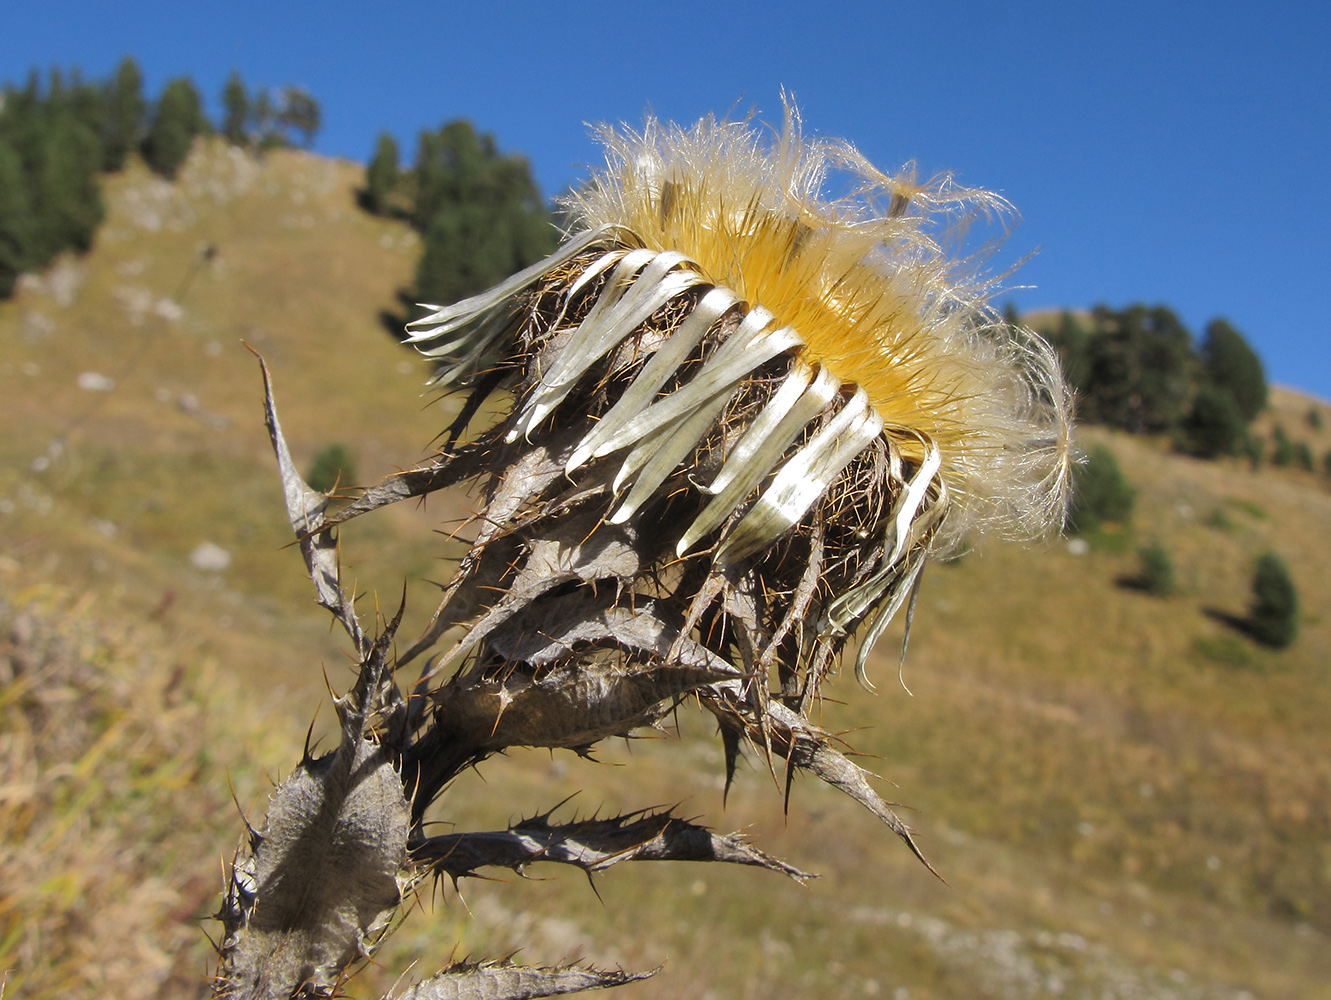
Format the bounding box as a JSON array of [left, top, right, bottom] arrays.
[[33, 113, 104, 259], [1080, 305, 1197, 434], [1248, 552, 1298, 648], [222, 71, 250, 146], [1201, 318, 1266, 421], [277, 86, 321, 148], [66, 70, 108, 148], [1136, 541, 1175, 596], [1271, 424, 1294, 466], [1180, 383, 1245, 458], [409, 120, 557, 306], [101, 57, 145, 171], [0, 72, 47, 178], [362, 132, 399, 214], [248, 89, 286, 151], [0, 63, 133, 295], [142, 77, 207, 178], [1048, 310, 1091, 391], [1293, 440, 1314, 472], [0, 138, 36, 296]]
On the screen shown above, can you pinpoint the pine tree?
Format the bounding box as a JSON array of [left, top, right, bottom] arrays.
[[65, 70, 108, 149], [1248, 552, 1298, 648], [0, 70, 104, 276], [0, 138, 36, 297], [33, 113, 104, 258], [100, 57, 145, 171], [1136, 541, 1175, 596], [0, 73, 48, 181], [222, 71, 250, 146], [1293, 440, 1314, 472], [362, 132, 399, 215], [306, 443, 357, 494], [1180, 383, 1245, 458], [1271, 424, 1294, 466], [1046, 310, 1091, 392], [1080, 305, 1197, 434], [142, 77, 207, 179], [410, 120, 557, 306], [277, 86, 320, 148], [249, 90, 284, 152], [410, 121, 469, 233], [1201, 318, 1266, 422]]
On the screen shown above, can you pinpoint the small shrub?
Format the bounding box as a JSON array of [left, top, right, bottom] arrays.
[[305, 442, 357, 494], [1242, 432, 1264, 470], [1307, 405, 1322, 431], [1323, 449, 1331, 478], [1069, 445, 1134, 533], [1204, 507, 1233, 532], [1248, 552, 1298, 649], [1271, 425, 1294, 467], [1179, 384, 1244, 458], [1293, 440, 1314, 472], [1136, 541, 1175, 595]]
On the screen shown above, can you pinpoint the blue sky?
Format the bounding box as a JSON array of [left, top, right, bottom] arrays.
[[4, 1, 1328, 399]]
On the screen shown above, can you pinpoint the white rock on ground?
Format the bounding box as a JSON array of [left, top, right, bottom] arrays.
[[190, 542, 232, 572]]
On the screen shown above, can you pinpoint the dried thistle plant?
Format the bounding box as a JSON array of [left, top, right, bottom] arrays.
[[212, 107, 1072, 999]]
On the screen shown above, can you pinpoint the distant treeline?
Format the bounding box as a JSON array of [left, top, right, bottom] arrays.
[[0, 59, 321, 298], [357, 122, 559, 313], [1032, 305, 1271, 461]]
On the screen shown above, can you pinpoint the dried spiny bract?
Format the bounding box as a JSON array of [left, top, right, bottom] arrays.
[[404, 108, 1070, 711]]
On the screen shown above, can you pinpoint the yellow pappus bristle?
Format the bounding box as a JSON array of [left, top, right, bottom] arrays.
[[566, 106, 1073, 547]]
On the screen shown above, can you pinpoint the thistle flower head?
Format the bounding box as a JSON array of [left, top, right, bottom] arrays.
[[235, 111, 1075, 996], [376, 106, 1071, 848], [403, 107, 1069, 684]]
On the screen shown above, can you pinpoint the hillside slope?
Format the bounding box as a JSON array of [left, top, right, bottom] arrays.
[[1, 142, 1328, 1000]]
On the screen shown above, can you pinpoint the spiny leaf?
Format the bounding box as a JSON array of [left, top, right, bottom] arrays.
[[414, 808, 813, 883], [253, 348, 365, 655], [390, 958, 657, 1000]]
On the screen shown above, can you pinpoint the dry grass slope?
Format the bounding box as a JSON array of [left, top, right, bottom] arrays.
[[0, 586, 292, 999], [1, 141, 1328, 999]]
